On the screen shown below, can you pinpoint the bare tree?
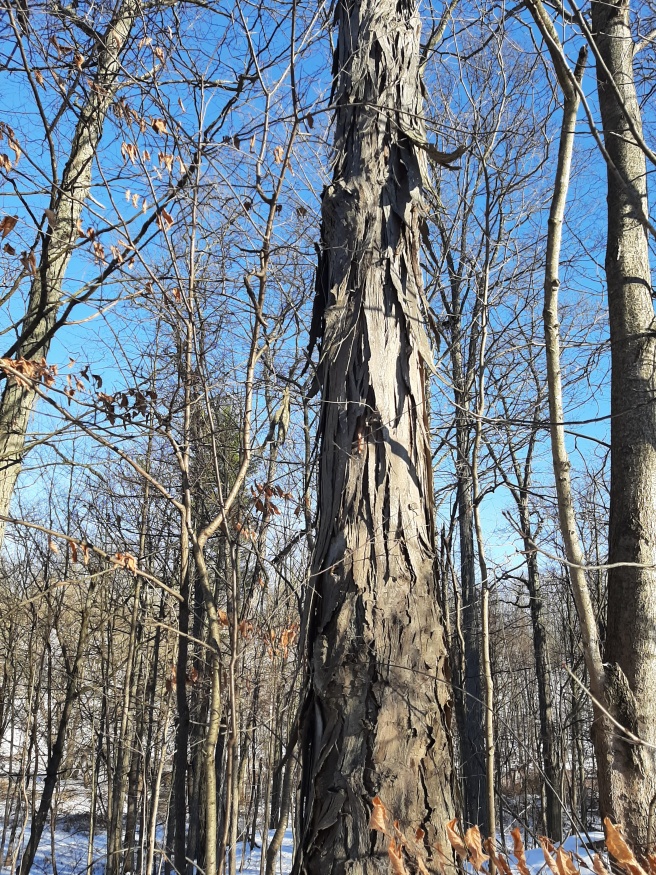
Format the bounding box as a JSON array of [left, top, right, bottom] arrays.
[[294, 0, 456, 871]]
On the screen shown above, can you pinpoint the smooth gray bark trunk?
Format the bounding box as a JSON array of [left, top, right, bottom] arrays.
[[294, 1, 455, 872], [591, 0, 656, 848]]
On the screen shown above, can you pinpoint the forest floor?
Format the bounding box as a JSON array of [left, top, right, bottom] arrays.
[[0, 822, 295, 875], [0, 823, 604, 875]]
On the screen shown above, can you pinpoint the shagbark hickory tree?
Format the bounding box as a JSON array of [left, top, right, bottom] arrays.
[[294, 0, 456, 872]]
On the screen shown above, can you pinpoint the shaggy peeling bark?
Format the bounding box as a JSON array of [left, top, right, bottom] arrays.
[[591, 0, 656, 848], [294, 1, 455, 873]]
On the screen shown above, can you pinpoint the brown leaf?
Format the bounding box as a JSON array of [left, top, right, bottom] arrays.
[[69, 540, 78, 563], [20, 250, 36, 275], [484, 840, 513, 875], [388, 839, 409, 875], [3, 243, 16, 255], [9, 139, 22, 164], [445, 820, 467, 860], [218, 609, 229, 626], [538, 838, 559, 875], [151, 118, 168, 135], [48, 538, 59, 554], [593, 856, 611, 875], [556, 848, 579, 875], [604, 820, 648, 875], [73, 52, 85, 70], [273, 145, 284, 164], [157, 208, 173, 232], [369, 796, 388, 834], [464, 826, 489, 872], [0, 215, 17, 237], [511, 828, 531, 875], [114, 552, 137, 574]]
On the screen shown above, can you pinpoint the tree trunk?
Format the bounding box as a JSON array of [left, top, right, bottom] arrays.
[[591, 0, 656, 849], [0, 0, 139, 541], [294, 0, 455, 871], [521, 521, 561, 841]]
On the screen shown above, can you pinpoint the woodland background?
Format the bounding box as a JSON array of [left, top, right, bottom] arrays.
[[0, 0, 654, 871]]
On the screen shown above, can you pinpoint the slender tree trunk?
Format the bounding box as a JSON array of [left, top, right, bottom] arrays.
[[591, 0, 656, 848], [521, 519, 561, 841], [294, 1, 455, 871], [525, 0, 616, 839]]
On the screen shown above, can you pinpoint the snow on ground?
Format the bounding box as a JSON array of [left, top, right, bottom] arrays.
[[0, 814, 603, 875], [515, 832, 605, 875], [0, 825, 294, 875]]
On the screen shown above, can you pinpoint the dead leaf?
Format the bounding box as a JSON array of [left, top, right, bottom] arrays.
[[604, 820, 648, 875], [273, 145, 284, 163], [156, 208, 173, 231], [48, 538, 59, 554], [485, 840, 513, 875], [388, 839, 408, 875], [464, 826, 489, 872], [556, 848, 579, 875], [511, 828, 531, 875], [151, 118, 168, 135], [73, 52, 85, 70], [538, 838, 559, 875], [445, 820, 467, 860], [0, 215, 17, 237], [369, 797, 388, 834], [114, 552, 137, 574], [593, 856, 610, 875]]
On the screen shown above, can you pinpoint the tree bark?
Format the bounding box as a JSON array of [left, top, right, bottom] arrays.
[[591, 0, 656, 849], [294, 1, 455, 872]]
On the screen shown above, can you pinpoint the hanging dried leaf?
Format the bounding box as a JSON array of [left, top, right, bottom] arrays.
[[48, 538, 59, 554], [273, 145, 284, 163], [34, 69, 44, 86], [121, 142, 139, 163], [218, 609, 229, 626], [69, 541, 78, 564], [593, 856, 611, 875], [388, 839, 409, 875], [114, 552, 137, 574], [511, 828, 531, 875], [73, 52, 85, 70], [156, 208, 173, 231], [464, 826, 489, 872], [369, 796, 388, 834], [20, 250, 37, 275], [604, 820, 648, 875], [416, 856, 431, 875], [445, 820, 467, 860], [555, 848, 579, 875], [3, 243, 15, 255], [538, 838, 559, 875], [8, 139, 21, 163], [151, 118, 168, 135], [484, 839, 513, 875], [0, 215, 17, 237]]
